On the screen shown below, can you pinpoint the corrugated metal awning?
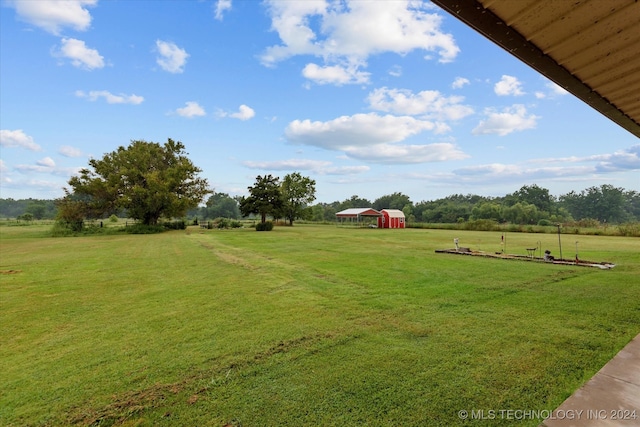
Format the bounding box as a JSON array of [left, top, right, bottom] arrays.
[[432, 0, 640, 138]]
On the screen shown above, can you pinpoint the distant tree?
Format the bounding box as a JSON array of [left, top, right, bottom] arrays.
[[373, 192, 412, 211], [281, 172, 316, 225], [205, 192, 240, 219], [25, 201, 47, 220], [339, 195, 372, 210], [505, 184, 554, 212], [65, 139, 210, 225], [17, 213, 34, 222], [239, 174, 283, 224], [471, 202, 502, 222], [559, 184, 628, 223]]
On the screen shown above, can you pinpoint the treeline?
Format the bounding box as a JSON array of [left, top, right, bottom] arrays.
[[307, 184, 639, 225], [3, 184, 639, 225], [0, 198, 57, 220]]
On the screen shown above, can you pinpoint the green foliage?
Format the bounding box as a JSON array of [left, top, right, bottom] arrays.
[[16, 213, 34, 222], [202, 192, 241, 220], [240, 175, 283, 223], [0, 198, 57, 219], [65, 139, 210, 225], [372, 192, 412, 211], [255, 220, 274, 231], [162, 220, 186, 230], [281, 172, 316, 226], [109, 214, 119, 223], [55, 196, 85, 232]]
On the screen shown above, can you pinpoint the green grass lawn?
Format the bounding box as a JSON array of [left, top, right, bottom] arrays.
[[1, 224, 639, 426]]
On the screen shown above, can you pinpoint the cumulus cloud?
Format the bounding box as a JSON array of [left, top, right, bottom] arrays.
[[494, 75, 525, 96], [452, 77, 470, 89], [214, 0, 232, 20], [15, 157, 56, 173], [75, 90, 144, 104], [343, 142, 468, 164], [302, 63, 370, 85], [472, 105, 538, 136], [217, 105, 255, 120], [231, 105, 255, 120], [155, 40, 189, 73], [175, 101, 206, 118], [285, 113, 437, 150], [367, 87, 474, 121], [53, 38, 104, 70], [284, 113, 467, 164], [0, 129, 42, 151], [8, 0, 96, 35], [260, 0, 459, 85], [58, 145, 84, 157]]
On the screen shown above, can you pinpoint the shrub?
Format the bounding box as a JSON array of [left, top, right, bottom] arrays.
[[538, 219, 553, 226], [125, 224, 165, 234], [162, 220, 186, 230], [256, 221, 274, 231], [617, 222, 640, 237], [109, 214, 119, 223]]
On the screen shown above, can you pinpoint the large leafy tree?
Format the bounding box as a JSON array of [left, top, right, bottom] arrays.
[[281, 172, 316, 225], [239, 174, 283, 223], [64, 139, 210, 225]]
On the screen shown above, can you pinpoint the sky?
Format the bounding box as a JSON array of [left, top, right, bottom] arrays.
[[1, 0, 638, 205]]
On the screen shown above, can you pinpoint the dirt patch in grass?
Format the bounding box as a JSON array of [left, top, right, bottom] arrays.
[[0, 269, 21, 274]]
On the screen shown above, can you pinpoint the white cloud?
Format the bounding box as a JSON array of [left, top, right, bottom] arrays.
[[0, 129, 42, 151], [75, 90, 144, 104], [214, 0, 232, 20], [231, 105, 255, 120], [472, 105, 538, 136], [547, 81, 568, 96], [155, 40, 189, 73], [343, 142, 468, 164], [218, 104, 255, 120], [260, 0, 459, 85], [242, 158, 370, 175], [284, 113, 467, 164], [536, 80, 569, 99], [388, 65, 402, 77], [16, 157, 56, 173], [302, 62, 370, 85], [243, 159, 331, 170], [367, 87, 474, 121], [452, 77, 469, 89], [537, 145, 640, 173], [285, 113, 437, 150], [38, 157, 56, 168], [8, 0, 96, 35], [58, 145, 84, 157], [175, 101, 206, 118], [53, 38, 104, 70], [494, 75, 525, 96]]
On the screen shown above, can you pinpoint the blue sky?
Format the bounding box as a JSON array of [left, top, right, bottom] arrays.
[[1, 0, 638, 204]]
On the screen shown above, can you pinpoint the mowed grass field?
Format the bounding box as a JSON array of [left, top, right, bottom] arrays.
[[1, 224, 639, 426]]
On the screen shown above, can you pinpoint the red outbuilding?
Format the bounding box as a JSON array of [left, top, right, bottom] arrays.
[[378, 209, 406, 229]]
